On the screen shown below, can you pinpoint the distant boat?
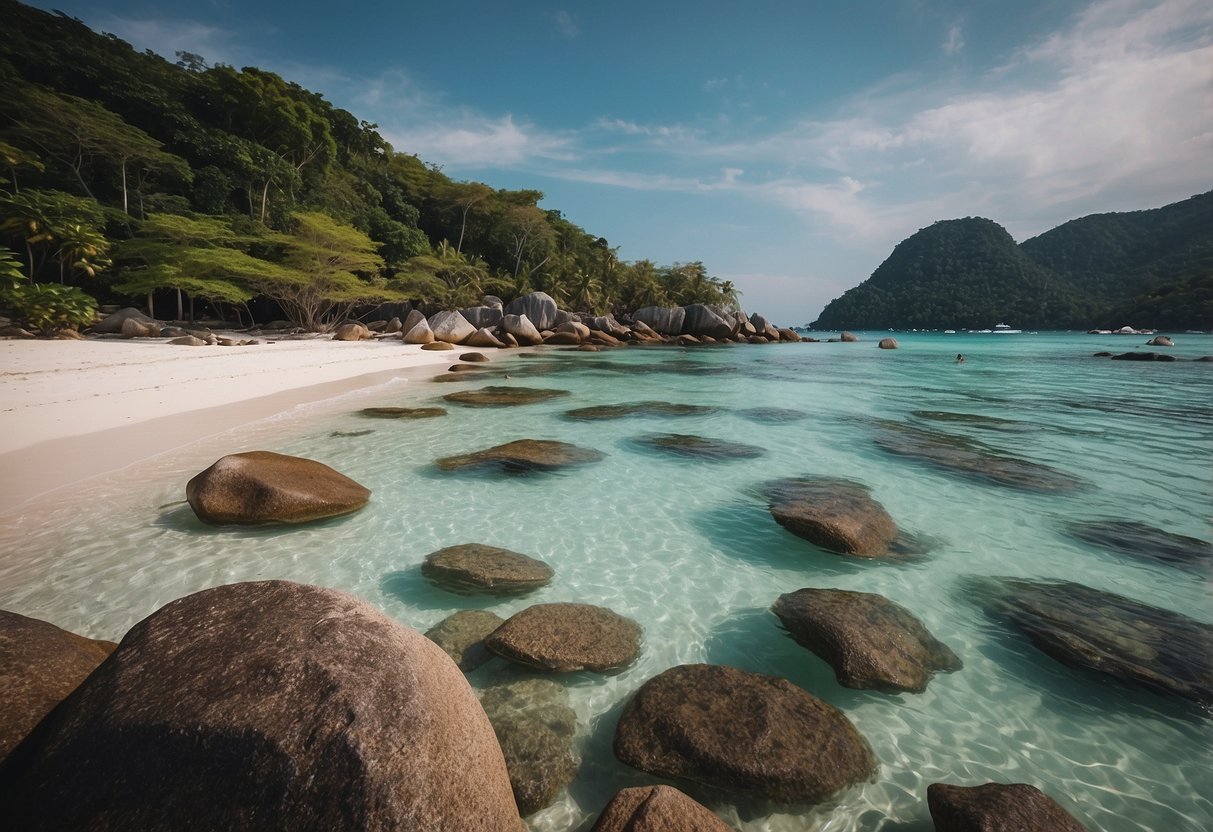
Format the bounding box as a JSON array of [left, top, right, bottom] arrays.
[[944, 329, 956, 334], [988, 323, 1022, 334]]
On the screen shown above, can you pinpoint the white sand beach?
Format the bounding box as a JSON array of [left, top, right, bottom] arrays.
[[0, 336, 464, 513]]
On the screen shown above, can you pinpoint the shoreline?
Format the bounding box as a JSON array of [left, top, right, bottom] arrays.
[[0, 336, 468, 515]]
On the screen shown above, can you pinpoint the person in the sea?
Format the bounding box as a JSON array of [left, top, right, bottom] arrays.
[[956, 354, 965, 363]]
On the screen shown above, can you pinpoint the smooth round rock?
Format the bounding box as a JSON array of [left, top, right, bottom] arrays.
[[767, 477, 899, 557], [424, 610, 505, 672], [435, 439, 605, 474], [0, 581, 521, 830], [443, 386, 570, 407], [878, 337, 898, 349], [486, 603, 641, 672], [422, 544, 554, 594], [613, 663, 876, 803], [591, 785, 734, 832], [633, 433, 765, 460], [0, 612, 117, 760], [773, 588, 961, 693], [185, 451, 371, 525], [928, 782, 1089, 832], [359, 406, 447, 419]]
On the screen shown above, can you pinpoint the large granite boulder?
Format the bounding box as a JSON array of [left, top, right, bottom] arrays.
[[772, 589, 961, 693], [0, 612, 117, 760], [0, 581, 521, 830], [970, 577, 1213, 710], [185, 451, 371, 524], [591, 785, 734, 832], [429, 310, 476, 344], [435, 439, 605, 474], [766, 477, 899, 557], [332, 322, 373, 341], [486, 603, 641, 672], [614, 664, 876, 803], [443, 386, 570, 407], [872, 422, 1084, 493], [590, 314, 631, 339], [480, 678, 579, 816], [501, 314, 543, 346], [403, 317, 436, 344], [681, 304, 736, 339], [504, 292, 558, 332], [466, 327, 508, 348], [1064, 518, 1211, 573], [633, 433, 765, 460], [1147, 335, 1174, 347], [482, 294, 504, 310], [462, 305, 504, 329], [749, 313, 781, 340], [425, 610, 504, 672], [120, 317, 161, 338], [401, 308, 427, 333], [927, 782, 1089, 832], [93, 307, 155, 334], [777, 327, 802, 342], [633, 306, 686, 336], [840, 331, 859, 342], [421, 340, 454, 350], [422, 544, 554, 594], [878, 337, 898, 350]]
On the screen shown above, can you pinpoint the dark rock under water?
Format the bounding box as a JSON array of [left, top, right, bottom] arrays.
[[1064, 518, 1212, 573]]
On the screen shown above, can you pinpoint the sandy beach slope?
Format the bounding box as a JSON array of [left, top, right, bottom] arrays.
[[0, 336, 461, 513]]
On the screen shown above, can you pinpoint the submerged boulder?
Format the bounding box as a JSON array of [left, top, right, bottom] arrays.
[[970, 577, 1213, 710], [872, 422, 1084, 493], [633, 433, 765, 460], [486, 603, 642, 672], [613, 664, 876, 803], [564, 401, 718, 421], [591, 785, 734, 832], [443, 386, 570, 407], [424, 610, 504, 672], [1110, 351, 1176, 361], [1064, 518, 1212, 573], [435, 439, 605, 474], [0, 581, 521, 830], [0, 612, 117, 760], [185, 451, 370, 524], [878, 337, 898, 350], [480, 678, 579, 816], [927, 782, 1089, 832], [359, 406, 447, 419], [766, 477, 899, 557], [422, 544, 554, 594], [1147, 335, 1174, 347], [772, 589, 961, 693]]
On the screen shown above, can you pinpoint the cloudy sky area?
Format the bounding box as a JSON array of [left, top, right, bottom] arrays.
[[36, 0, 1213, 323]]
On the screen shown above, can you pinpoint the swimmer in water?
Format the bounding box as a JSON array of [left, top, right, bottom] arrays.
[[956, 354, 965, 363]]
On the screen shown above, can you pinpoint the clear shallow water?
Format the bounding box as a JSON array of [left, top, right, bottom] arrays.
[[2, 332, 1211, 831]]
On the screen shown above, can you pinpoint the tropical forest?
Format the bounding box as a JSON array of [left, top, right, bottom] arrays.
[[0, 0, 740, 333]]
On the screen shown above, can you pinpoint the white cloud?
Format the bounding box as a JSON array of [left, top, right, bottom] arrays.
[[552, 10, 579, 38], [943, 22, 965, 54], [383, 115, 573, 167]]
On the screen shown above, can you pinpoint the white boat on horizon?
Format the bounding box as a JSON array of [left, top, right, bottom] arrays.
[[976, 323, 1023, 334]]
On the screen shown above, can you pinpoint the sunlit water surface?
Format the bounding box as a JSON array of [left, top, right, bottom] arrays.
[[2, 332, 1211, 831]]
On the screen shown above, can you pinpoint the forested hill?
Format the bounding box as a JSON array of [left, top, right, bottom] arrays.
[[0, 0, 738, 330], [812, 191, 1213, 331]]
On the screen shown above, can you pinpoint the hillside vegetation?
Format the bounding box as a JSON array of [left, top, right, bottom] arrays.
[[0, 0, 738, 330], [812, 191, 1213, 331]]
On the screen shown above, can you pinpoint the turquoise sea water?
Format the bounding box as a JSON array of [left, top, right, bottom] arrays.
[[2, 331, 1211, 831]]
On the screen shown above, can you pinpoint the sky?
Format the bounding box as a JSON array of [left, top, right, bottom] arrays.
[[32, 0, 1213, 324]]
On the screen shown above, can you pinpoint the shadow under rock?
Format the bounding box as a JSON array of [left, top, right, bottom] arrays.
[[152, 501, 365, 538], [380, 569, 506, 612]]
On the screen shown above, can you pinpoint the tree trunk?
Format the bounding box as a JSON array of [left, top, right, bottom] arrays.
[[147, 290, 155, 318], [121, 160, 129, 215], [176, 289, 184, 322], [259, 180, 271, 224]]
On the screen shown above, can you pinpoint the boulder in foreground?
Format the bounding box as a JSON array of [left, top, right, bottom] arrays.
[[186, 451, 370, 524], [0, 611, 116, 760], [487, 603, 642, 672], [613, 663, 876, 803], [928, 782, 1089, 832], [772, 588, 961, 693], [0, 581, 520, 831], [591, 785, 735, 832]]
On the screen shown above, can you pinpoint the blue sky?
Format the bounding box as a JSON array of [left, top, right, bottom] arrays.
[[34, 0, 1213, 323]]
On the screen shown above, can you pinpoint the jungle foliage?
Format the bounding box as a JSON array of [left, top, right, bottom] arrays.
[[0, 0, 739, 330]]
